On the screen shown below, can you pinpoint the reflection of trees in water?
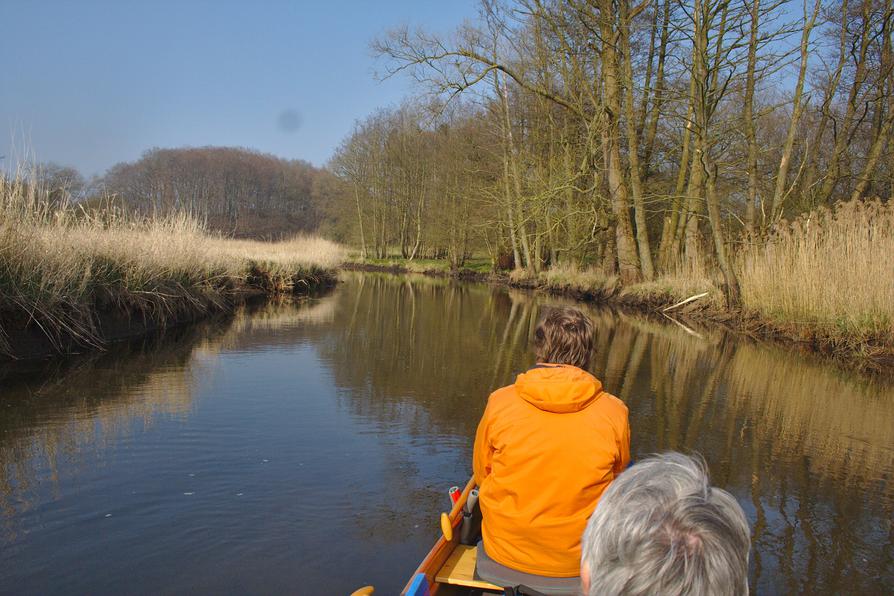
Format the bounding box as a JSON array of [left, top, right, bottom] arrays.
[[1, 274, 891, 591], [316, 273, 543, 442], [721, 343, 894, 593], [190, 294, 339, 356], [586, 312, 894, 593], [314, 274, 549, 549], [321, 274, 893, 592], [324, 274, 894, 491]]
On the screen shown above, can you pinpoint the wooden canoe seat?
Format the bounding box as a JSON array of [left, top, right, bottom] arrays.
[[435, 545, 502, 591]]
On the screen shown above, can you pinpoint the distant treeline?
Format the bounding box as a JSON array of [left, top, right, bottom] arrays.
[[25, 147, 334, 240], [101, 147, 331, 239]]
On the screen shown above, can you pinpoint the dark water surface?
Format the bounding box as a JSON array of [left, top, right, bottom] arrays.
[[1, 272, 892, 595]]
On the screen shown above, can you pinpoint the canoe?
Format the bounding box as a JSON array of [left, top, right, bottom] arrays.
[[351, 477, 545, 596], [400, 476, 501, 595]]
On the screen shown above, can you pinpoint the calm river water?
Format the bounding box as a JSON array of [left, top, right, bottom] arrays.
[[1, 272, 892, 594]]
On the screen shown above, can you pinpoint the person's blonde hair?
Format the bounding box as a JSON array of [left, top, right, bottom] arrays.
[[533, 306, 595, 368]]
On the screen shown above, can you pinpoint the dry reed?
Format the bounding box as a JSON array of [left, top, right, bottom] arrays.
[[738, 199, 894, 342], [514, 261, 725, 310], [0, 171, 343, 356], [621, 257, 724, 310], [509, 263, 620, 299]]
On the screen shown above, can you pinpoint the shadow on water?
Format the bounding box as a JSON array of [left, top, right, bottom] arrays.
[[0, 272, 891, 594]]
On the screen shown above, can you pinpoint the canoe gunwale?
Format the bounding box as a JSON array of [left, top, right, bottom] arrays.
[[400, 476, 475, 595]]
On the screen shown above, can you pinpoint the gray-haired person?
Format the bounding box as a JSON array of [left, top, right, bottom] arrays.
[[580, 452, 751, 596]]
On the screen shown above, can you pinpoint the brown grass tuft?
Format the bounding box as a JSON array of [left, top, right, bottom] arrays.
[[0, 170, 343, 356], [738, 199, 894, 343]]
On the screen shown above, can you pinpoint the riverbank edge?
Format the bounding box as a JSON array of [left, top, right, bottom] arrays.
[[341, 262, 894, 371], [0, 267, 338, 362]]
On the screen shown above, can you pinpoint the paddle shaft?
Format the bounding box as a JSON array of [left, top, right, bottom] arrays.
[[441, 476, 476, 541]]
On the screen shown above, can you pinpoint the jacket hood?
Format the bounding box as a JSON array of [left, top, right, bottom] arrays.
[[514, 364, 603, 413]]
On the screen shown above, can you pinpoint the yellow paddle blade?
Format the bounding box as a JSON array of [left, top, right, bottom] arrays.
[[441, 512, 453, 541]]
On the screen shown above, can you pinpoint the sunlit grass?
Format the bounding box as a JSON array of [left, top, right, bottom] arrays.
[[527, 263, 619, 297], [739, 199, 894, 343], [0, 171, 343, 355], [347, 254, 493, 273]]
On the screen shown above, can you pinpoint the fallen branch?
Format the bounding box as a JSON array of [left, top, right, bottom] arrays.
[[662, 292, 710, 312]]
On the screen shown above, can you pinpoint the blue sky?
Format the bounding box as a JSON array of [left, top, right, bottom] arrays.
[[0, 0, 479, 176]]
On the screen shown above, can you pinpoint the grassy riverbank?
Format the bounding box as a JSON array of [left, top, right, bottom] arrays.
[[347, 256, 494, 275], [0, 175, 343, 358], [345, 200, 894, 366]]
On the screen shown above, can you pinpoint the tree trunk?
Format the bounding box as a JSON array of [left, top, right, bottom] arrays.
[[816, 0, 873, 205], [742, 0, 760, 235], [852, 112, 894, 200], [769, 0, 821, 222], [620, 0, 655, 280], [409, 169, 425, 260], [353, 184, 367, 258], [498, 75, 533, 271], [703, 153, 741, 305], [635, 3, 659, 146], [600, 0, 641, 284], [683, 139, 705, 264], [494, 72, 523, 269], [641, 0, 672, 175], [658, 43, 696, 270], [852, 0, 894, 199]]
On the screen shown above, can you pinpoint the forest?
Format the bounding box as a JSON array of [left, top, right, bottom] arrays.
[[26, 147, 331, 240], [323, 0, 892, 307]]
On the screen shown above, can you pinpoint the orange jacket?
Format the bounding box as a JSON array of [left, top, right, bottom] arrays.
[[473, 364, 630, 577]]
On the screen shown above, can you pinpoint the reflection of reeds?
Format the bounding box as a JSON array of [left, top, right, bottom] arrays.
[[328, 275, 894, 498], [4, 273, 890, 589], [0, 296, 346, 532], [0, 294, 342, 533], [0, 337, 205, 533], [724, 344, 894, 488], [606, 310, 894, 492], [584, 305, 893, 590], [191, 295, 340, 358]]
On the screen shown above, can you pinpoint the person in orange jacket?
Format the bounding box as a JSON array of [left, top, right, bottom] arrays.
[[473, 306, 631, 594]]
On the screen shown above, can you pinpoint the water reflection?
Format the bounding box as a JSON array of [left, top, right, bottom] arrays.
[[0, 298, 337, 541], [323, 273, 894, 593], [0, 273, 891, 594], [0, 324, 212, 533]]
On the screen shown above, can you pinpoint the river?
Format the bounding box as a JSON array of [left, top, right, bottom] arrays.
[[1, 272, 892, 594]]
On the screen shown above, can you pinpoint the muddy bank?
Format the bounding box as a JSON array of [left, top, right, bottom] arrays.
[[341, 262, 894, 370]]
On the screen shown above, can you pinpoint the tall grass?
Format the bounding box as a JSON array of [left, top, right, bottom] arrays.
[[508, 200, 892, 351], [507, 261, 725, 310], [621, 256, 724, 309], [0, 172, 343, 355], [537, 263, 619, 295], [739, 199, 894, 342]]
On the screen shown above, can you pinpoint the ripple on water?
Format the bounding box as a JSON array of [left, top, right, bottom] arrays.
[[1, 276, 892, 595]]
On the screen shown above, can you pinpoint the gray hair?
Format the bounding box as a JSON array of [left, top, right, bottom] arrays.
[[581, 452, 750, 596]]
